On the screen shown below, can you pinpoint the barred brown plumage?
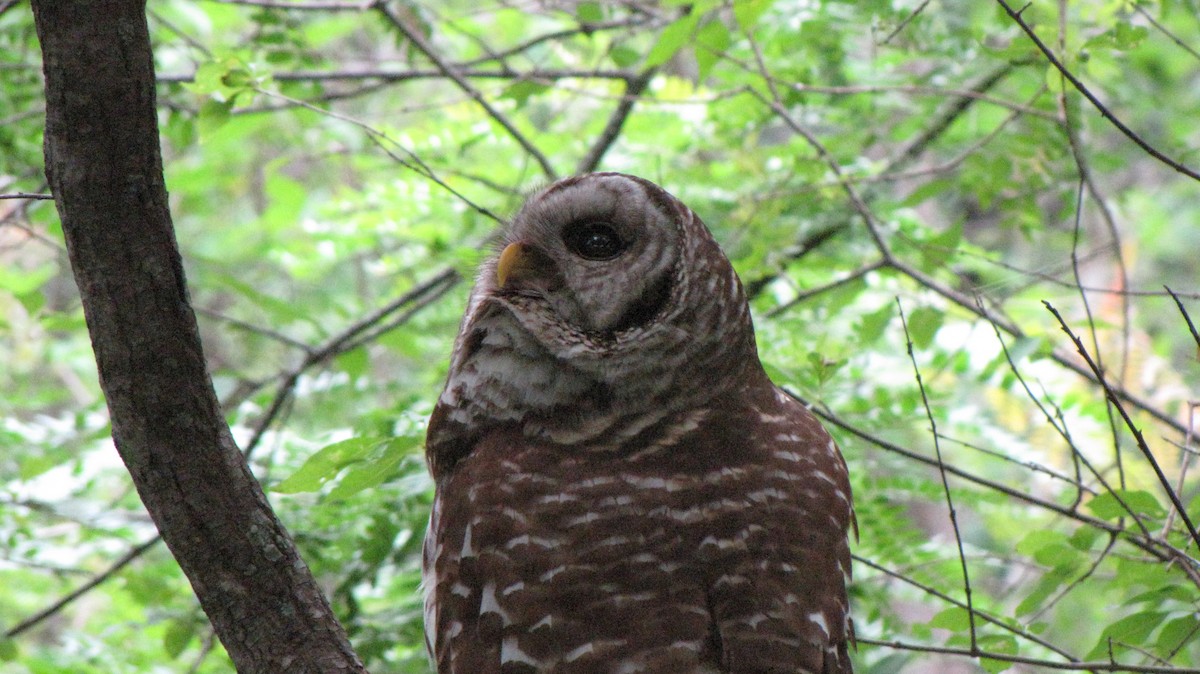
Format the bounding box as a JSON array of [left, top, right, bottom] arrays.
[[424, 173, 854, 673]]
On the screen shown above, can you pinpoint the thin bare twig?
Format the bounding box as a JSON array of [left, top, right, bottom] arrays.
[[1066, 177, 1129, 492], [853, 554, 1081, 662], [765, 260, 886, 317], [893, 256, 1188, 437], [5, 537, 161, 638], [1163, 403, 1199, 538], [157, 68, 634, 85], [857, 636, 1200, 673], [250, 86, 503, 223], [979, 294, 1128, 515], [897, 298, 978, 652], [878, 0, 932, 45], [884, 61, 1026, 175], [797, 392, 1200, 576], [1044, 301, 1200, 552], [195, 306, 314, 353], [937, 433, 1094, 495], [745, 224, 846, 300], [1134, 4, 1200, 62], [957, 249, 1200, 299], [1166, 286, 1200, 352], [375, 2, 558, 180], [459, 17, 655, 68], [1026, 532, 1116, 622]]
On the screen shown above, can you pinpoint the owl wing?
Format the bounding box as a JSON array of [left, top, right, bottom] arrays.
[[704, 385, 855, 674]]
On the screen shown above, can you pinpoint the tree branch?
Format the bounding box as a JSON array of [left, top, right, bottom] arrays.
[[576, 67, 656, 175], [29, 2, 364, 671]]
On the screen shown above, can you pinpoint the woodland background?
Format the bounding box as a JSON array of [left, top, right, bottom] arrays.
[[2, 0, 1200, 672]]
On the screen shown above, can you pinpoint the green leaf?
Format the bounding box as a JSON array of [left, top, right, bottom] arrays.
[[1112, 23, 1149, 49], [162, 618, 195, 659], [362, 512, 402, 567], [762, 360, 800, 388], [1005, 336, 1044, 365], [188, 60, 233, 96], [855, 303, 894, 345], [501, 80, 550, 105], [212, 275, 314, 328], [0, 263, 54, 295], [928, 606, 971, 631], [0, 637, 17, 661], [1128, 585, 1193, 605], [695, 20, 731, 80], [610, 45, 641, 68], [260, 169, 306, 233], [906, 306, 944, 349], [221, 66, 255, 90], [576, 2, 603, 23], [1015, 529, 1067, 556], [1016, 530, 1084, 569], [806, 352, 844, 386], [1067, 526, 1102, 550], [978, 634, 1017, 673], [326, 437, 412, 500], [733, 0, 775, 29], [274, 437, 384, 493], [645, 11, 701, 67], [1086, 489, 1165, 521], [1044, 63, 1066, 95], [197, 98, 233, 136], [920, 222, 962, 268], [1157, 614, 1200, 652], [901, 177, 954, 207], [1016, 565, 1073, 616], [335, 346, 369, 379], [1086, 611, 1169, 659]]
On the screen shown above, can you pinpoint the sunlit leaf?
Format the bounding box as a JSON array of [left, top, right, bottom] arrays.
[[733, 0, 774, 29], [1086, 611, 1169, 659], [1086, 489, 1166, 522], [694, 20, 730, 80], [905, 306, 944, 349], [645, 11, 701, 67], [274, 437, 384, 494]]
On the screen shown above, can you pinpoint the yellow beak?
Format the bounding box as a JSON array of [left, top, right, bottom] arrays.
[[496, 242, 533, 288]]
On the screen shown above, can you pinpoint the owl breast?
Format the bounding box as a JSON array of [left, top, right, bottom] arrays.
[[426, 379, 853, 674]]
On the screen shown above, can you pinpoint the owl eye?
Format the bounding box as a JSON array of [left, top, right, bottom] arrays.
[[563, 222, 625, 261]]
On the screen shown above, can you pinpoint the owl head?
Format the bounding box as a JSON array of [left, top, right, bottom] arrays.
[[430, 173, 766, 469], [469, 172, 758, 371], [490, 173, 685, 337]]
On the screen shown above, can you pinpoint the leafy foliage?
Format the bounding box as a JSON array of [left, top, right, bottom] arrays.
[[2, 0, 1200, 672]]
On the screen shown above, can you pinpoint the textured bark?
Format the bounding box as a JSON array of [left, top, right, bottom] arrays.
[[30, 2, 366, 672]]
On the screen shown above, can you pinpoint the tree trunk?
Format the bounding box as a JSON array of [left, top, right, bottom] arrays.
[[30, 1, 367, 672]]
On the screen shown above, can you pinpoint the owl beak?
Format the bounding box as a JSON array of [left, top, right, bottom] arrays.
[[496, 242, 539, 288]]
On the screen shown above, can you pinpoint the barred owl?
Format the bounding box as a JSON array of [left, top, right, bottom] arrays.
[[423, 173, 854, 673]]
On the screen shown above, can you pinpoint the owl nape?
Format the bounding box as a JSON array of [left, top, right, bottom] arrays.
[[424, 173, 854, 674]]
